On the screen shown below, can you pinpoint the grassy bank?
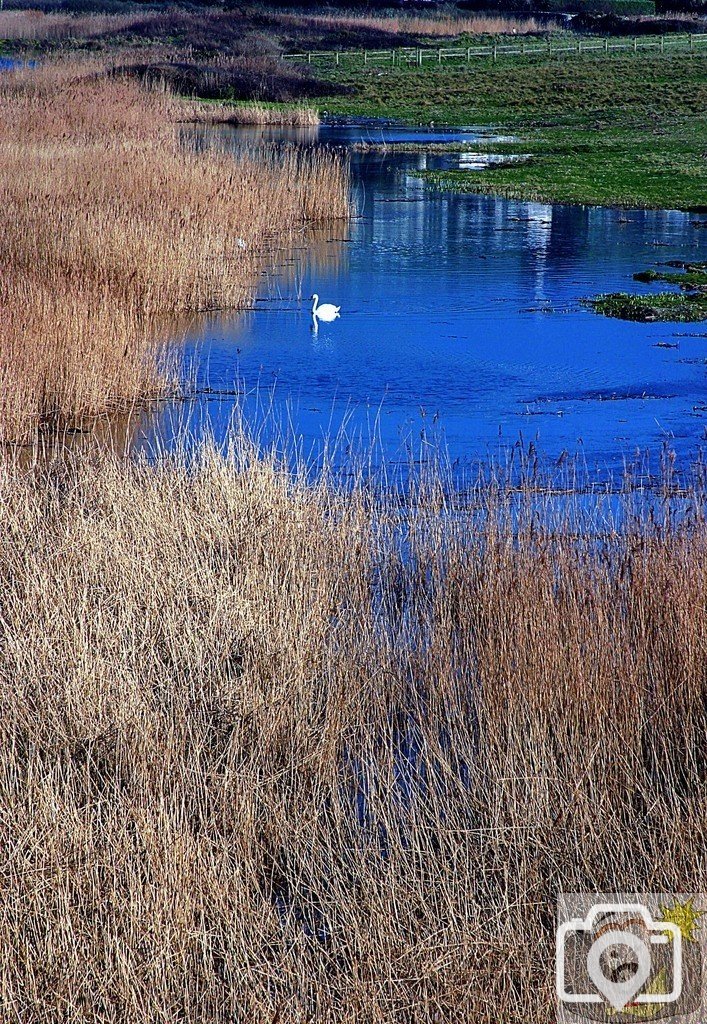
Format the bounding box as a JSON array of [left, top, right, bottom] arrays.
[[0, 61, 348, 443], [420, 119, 707, 209], [319, 51, 707, 209], [1, 439, 706, 1021]]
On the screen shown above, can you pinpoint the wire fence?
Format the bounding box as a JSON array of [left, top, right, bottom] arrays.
[[282, 32, 707, 67]]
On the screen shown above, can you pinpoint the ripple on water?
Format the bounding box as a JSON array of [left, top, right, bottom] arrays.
[[141, 120, 707, 475]]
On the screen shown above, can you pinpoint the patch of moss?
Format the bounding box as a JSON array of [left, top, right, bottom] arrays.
[[586, 261, 707, 322], [633, 261, 707, 289], [584, 291, 707, 323]]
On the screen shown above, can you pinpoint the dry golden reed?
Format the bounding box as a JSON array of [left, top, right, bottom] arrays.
[[0, 61, 347, 443], [0, 8, 142, 42], [220, 102, 320, 127], [279, 9, 559, 39], [0, 437, 706, 1022]]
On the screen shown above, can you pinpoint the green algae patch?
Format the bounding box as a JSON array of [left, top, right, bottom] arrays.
[[585, 261, 707, 323]]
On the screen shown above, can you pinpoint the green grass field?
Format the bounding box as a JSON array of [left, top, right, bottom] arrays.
[[319, 52, 707, 209]]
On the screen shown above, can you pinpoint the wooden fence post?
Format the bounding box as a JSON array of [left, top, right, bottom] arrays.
[[280, 32, 704, 69]]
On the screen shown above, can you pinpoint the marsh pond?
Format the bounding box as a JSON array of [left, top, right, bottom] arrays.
[[141, 120, 707, 477]]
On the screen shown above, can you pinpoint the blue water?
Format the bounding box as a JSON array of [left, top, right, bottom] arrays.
[[142, 121, 707, 477], [0, 57, 36, 71]]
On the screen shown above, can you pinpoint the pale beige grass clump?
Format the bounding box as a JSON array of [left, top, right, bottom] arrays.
[[0, 62, 347, 442], [0, 440, 706, 1021]]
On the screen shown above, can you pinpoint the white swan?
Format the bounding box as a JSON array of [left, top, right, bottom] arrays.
[[311, 293, 340, 322]]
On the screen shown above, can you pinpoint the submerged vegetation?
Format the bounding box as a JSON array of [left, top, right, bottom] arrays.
[[587, 261, 707, 321], [634, 259, 707, 289], [586, 290, 707, 321], [0, 61, 347, 443], [2, 437, 707, 1021]]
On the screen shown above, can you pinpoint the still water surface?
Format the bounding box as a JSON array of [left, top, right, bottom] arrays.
[[141, 121, 707, 476]]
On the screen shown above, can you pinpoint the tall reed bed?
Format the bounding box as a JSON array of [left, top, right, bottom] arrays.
[[1, 436, 705, 1021], [219, 102, 320, 127], [191, 98, 320, 127], [277, 10, 560, 40], [0, 62, 348, 443], [0, 8, 142, 42]]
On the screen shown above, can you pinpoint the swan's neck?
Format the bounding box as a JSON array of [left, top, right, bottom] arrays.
[[311, 294, 319, 314]]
